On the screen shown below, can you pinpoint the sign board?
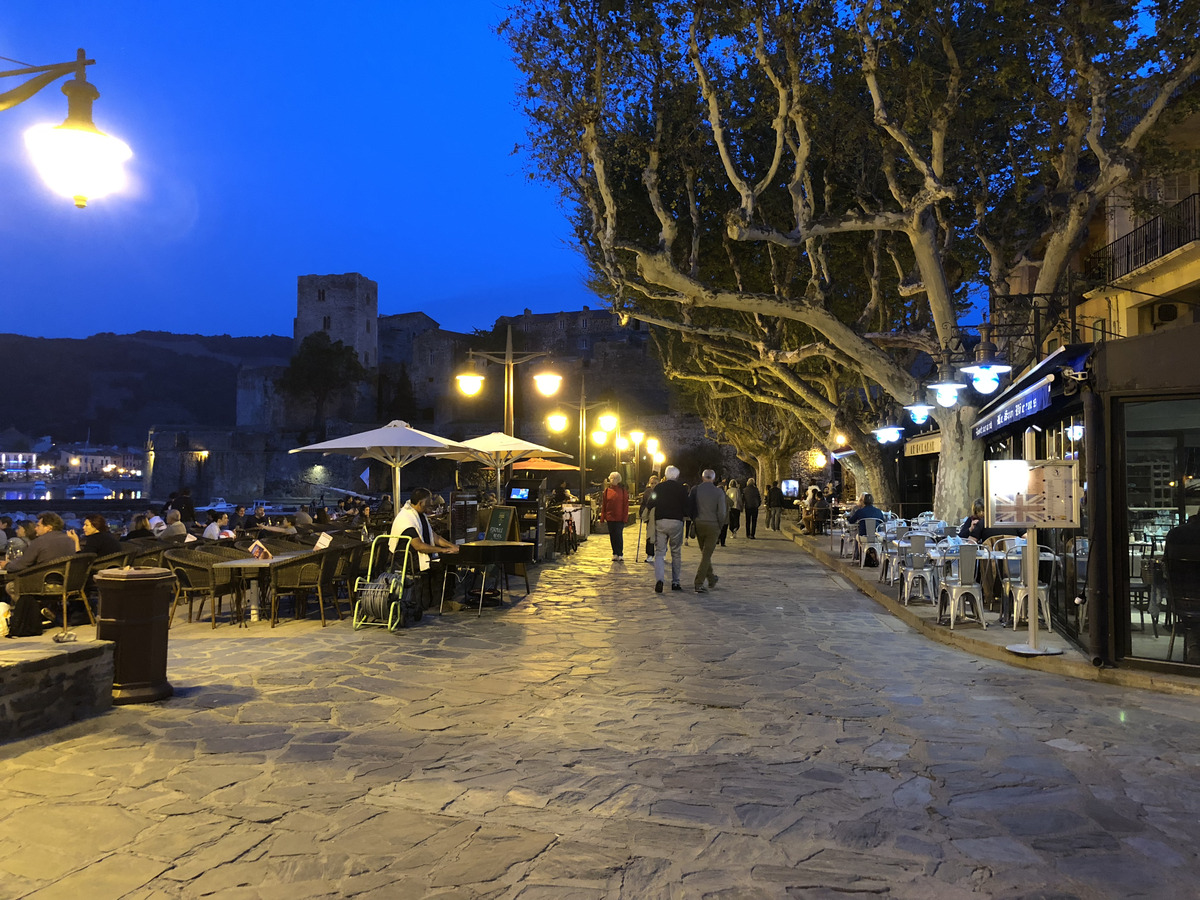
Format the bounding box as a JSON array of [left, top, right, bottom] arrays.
[[973, 377, 1053, 439], [904, 434, 942, 457], [485, 505, 517, 542], [985, 459, 1080, 528]]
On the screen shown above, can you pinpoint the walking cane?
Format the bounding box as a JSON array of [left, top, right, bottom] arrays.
[[634, 515, 643, 562]]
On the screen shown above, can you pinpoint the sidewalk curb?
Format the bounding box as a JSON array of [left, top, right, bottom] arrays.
[[786, 525, 1200, 698]]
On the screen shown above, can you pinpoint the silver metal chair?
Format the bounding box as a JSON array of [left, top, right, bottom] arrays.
[[938, 543, 987, 629]]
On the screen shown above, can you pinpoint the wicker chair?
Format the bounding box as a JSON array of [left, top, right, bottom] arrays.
[[6, 553, 97, 632], [163, 547, 241, 627], [265, 550, 325, 627], [331, 541, 367, 602]]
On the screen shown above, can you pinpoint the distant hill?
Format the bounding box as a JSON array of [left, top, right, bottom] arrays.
[[0, 331, 292, 445]]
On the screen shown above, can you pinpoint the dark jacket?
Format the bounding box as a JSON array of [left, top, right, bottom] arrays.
[[647, 478, 689, 520], [5, 530, 76, 572], [743, 484, 762, 509]]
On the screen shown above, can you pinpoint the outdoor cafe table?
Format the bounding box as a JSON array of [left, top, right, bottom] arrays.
[[212, 550, 311, 627]]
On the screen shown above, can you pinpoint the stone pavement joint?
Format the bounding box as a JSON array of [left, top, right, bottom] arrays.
[[1, 526, 1199, 897]]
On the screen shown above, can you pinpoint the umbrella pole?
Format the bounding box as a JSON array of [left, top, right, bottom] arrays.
[[393, 466, 401, 512]]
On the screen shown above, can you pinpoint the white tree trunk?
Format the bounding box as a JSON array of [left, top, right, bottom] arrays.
[[932, 406, 985, 524]]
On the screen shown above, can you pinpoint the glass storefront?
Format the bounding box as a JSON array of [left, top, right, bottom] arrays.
[[1117, 396, 1200, 664]]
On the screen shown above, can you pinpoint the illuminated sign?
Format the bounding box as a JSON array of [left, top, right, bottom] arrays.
[[973, 378, 1052, 439]]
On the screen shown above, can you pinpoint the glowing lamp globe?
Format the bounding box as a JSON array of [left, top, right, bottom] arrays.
[[591, 430, 609, 445], [533, 371, 562, 396], [25, 121, 131, 208], [960, 363, 1010, 394], [873, 425, 903, 444], [456, 372, 484, 396], [904, 402, 934, 425], [547, 413, 569, 433], [598, 414, 618, 432]]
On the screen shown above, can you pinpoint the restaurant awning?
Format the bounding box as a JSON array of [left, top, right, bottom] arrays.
[[972, 344, 1093, 440]]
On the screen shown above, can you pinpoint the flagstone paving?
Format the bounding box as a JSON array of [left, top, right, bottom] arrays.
[[2, 527, 1200, 898]]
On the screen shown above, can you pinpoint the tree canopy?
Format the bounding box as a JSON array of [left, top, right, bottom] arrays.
[[276, 332, 367, 439], [501, 0, 1200, 515]]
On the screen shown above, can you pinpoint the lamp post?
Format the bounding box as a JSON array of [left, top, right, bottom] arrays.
[[456, 324, 559, 435], [628, 430, 644, 493], [546, 374, 605, 500], [2, 48, 132, 207]]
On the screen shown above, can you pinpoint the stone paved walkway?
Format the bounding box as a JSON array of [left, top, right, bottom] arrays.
[[3, 528, 1200, 898]]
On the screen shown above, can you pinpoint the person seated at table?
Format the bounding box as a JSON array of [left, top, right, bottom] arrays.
[[228, 505, 248, 531], [123, 514, 155, 541], [553, 480, 576, 504], [313, 508, 332, 526], [69, 514, 124, 556], [389, 487, 460, 605], [800, 486, 827, 535], [1, 513, 76, 578], [259, 514, 299, 536], [846, 493, 885, 534], [249, 506, 270, 529], [5, 520, 36, 559], [958, 499, 986, 542], [202, 511, 231, 540], [159, 509, 188, 541]]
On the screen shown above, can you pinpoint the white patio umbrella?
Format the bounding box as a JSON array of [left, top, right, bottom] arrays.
[[432, 431, 571, 497], [289, 420, 464, 507]]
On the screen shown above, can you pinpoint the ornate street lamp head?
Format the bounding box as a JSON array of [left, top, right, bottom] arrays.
[[22, 51, 131, 208]]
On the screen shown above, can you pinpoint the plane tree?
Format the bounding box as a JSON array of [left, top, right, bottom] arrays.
[[500, 0, 1200, 519]]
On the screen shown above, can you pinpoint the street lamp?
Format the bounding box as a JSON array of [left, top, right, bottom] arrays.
[[546, 373, 605, 499], [3, 48, 132, 208], [456, 324, 559, 435], [628, 429, 644, 492]]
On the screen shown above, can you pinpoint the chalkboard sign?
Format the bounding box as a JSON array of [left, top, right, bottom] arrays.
[[485, 506, 517, 542]]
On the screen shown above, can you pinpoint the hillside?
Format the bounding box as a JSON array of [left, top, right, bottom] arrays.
[[0, 331, 291, 445]]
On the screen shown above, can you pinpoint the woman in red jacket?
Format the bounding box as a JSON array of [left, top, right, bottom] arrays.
[[599, 471, 630, 562]]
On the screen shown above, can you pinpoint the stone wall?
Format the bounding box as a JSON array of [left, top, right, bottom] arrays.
[[0, 642, 114, 742], [293, 273, 379, 368]]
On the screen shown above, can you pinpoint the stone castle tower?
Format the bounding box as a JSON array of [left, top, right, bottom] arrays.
[[293, 273, 379, 368]]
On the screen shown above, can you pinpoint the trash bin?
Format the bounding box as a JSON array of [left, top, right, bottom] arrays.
[[94, 567, 175, 705]]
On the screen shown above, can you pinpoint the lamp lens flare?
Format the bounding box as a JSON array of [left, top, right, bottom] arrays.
[[24, 123, 132, 207], [873, 426, 903, 444], [456, 373, 484, 396]]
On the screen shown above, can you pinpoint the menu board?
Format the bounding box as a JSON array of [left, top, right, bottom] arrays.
[[985, 460, 1080, 528], [485, 506, 517, 542]]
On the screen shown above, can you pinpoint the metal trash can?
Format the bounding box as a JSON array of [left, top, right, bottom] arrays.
[[94, 567, 175, 705]]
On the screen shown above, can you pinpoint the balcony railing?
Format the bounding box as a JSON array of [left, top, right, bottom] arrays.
[[1087, 192, 1200, 283]]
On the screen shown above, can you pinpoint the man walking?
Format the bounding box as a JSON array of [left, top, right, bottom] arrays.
[[689, 469, 727, 593], [645, 466, 688, 593], [743, 477, 762, 539], [766, 482, 785, 531]]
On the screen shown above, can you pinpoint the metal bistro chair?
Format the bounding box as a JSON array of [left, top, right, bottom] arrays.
[[1006, 544, 1057, 632], [6, 553, 97, 632], [267, 550, 336, 627], [856, 518, 884, 569], [900, 534, 935, 606], [937, 542, 987, 630], [1129, 543, 1160, 638], [1165, 551, 1200, 662], [880, 525, 910, 586]]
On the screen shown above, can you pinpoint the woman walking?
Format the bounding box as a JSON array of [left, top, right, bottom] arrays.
[[600, 471, 630, 561]]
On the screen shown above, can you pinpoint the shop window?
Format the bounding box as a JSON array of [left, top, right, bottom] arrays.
[[1119, 396, 1200, 664]]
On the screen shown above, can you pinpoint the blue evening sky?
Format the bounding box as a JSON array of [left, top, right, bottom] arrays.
[[0, 1, 596, 339]]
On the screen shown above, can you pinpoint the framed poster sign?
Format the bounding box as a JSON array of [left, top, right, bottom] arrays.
[[985, 460, 1080, 528]]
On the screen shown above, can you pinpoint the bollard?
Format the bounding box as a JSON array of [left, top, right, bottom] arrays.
[[94, 567, 175, 705]]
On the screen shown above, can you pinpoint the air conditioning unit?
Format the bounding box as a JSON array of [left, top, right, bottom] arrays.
[[1151, 302, 1179, 329]]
